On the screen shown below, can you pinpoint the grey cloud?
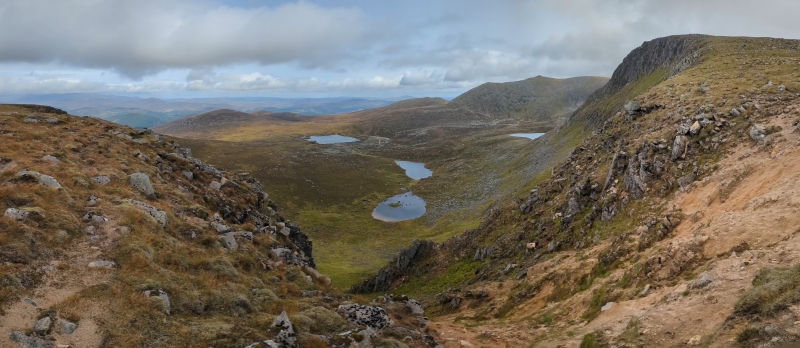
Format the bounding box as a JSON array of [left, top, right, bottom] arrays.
[[0, 0, 374, 79], [399, 70, 430, 86]]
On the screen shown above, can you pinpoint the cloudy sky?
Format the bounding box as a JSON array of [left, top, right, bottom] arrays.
[[0, 0, 799, 98]]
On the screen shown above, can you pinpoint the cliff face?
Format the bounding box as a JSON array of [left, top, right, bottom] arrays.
[[353, 35, 800, 347]]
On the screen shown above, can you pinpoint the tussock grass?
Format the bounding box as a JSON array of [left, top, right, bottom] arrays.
[[735, 264, 800, 316]]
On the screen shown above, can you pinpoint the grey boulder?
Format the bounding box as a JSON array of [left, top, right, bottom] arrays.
[[58, 319, 77, 334], [749, 124, 766, 141], [4, 208, 28, 221], [129, 173, 155, 197], [15, 170, 61, 189], [9, 331, 54, 348], [91, 176, 111, 185], [123, 199, 167, 227]]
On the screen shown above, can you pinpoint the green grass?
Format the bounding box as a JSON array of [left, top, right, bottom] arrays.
[[735, 264, 800, 316]]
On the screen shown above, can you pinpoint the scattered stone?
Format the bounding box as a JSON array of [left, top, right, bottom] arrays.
[[91, 176, 110, 185], [83, 226, 96, 235], [4, 208, 28, 221], [41, 155, 60, 164], [514, 270, 528, 280], [24, 298, 37, 307], [689, 272, 714, 289], [690, 121, 701, 135], [88, 260, 115, 268], [272, 311, 298, 348], [211, 222, 232, 233], [92, 215, 107, 225], [123, 199, 167, 227], [601, 302, 615, 311], [9, 331, 54, 348], [337, 304, 394, 330], [86, 195, 99, 205], [129, 173, 155, 197], [671, 135, 689, 161], [640, 284, 652, 297], [209, 181, 222, 190], [688, 335, 702, 346], [33, 316, 52, 336], [58, 319, 77, 334], [676, 122, 691, 135], [15, 170, 61, 189], [730, 108, 741, 116], [624, 100, 641, 114], [279, 227, 291, 237], [301, 290, 321, 298], [678, 174, 695, 189], [181, 171, 193, 180], [778, 85, 786, 92], [749, 124, 766, 141], [144, 289, 171, 315], [407, 299, 425, 317], [24, 114, 59, 124], [220, 233, 238, 250]]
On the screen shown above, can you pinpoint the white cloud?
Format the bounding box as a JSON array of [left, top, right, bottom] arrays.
[[0, 0, 372, 79]]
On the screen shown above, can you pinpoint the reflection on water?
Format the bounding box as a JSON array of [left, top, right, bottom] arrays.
[[395, 160, 432, 180], [307, 135, 359, 144], [509, 133, 545, 140], [372, 192, 426, 222]]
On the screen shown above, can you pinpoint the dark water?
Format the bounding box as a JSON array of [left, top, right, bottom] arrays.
[[509, 133, 545, 140], [372, 192, 426, 222], [307, 135, 359, 144], [395, 160, 432, 180]]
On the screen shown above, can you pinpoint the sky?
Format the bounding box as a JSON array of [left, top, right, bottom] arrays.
[[0, 0, 799, 99]]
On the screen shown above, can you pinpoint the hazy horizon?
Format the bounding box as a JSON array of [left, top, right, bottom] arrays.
[[1, 0, 800, 98]]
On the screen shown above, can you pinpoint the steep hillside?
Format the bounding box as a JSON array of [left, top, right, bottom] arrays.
[[0, 104, 443, 348], [449, 76, 609, 123], [354, 35, 800, 347]]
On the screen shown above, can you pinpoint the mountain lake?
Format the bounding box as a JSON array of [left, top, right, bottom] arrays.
[[395, 160, 432, 180], [372, 192, 426, 222], [509, 133, 545, 140], [307, 135, 360, 144]]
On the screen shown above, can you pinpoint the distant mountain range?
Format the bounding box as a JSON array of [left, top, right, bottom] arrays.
[[0, 93, 414, 128]]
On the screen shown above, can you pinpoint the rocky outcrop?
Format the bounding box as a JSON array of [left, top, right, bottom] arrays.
[[350, 239, 435, 293], [122, 199, 167, 227], [336, 304, 393, 330]]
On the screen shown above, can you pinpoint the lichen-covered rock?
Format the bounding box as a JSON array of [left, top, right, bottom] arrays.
[[272, 311, 298, 347], [4, 208, 28, 221], [337, 304, 393, 330], [41, 155, 60, 164], [15, 170, 61, 189], [88, 260, 115, 268], [129, 173, 155, 197], [144, 289, 171, 315], [220, 233, 238, 250], [58, 319, 77, 335], [749, 124, 766, 141], [33, 316, 52, 335], [91, 176, 111, 185]]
